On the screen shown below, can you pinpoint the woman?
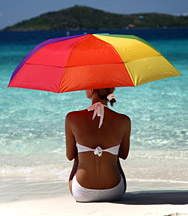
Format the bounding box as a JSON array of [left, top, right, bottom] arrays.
[[65, 88, 131, 202]]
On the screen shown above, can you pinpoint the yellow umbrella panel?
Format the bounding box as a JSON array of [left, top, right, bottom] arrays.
[[95, 34, 181, 86]]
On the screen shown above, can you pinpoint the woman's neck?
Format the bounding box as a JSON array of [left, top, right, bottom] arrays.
[[92, 98, 107, 106]]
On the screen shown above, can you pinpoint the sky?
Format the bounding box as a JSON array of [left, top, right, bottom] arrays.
[[0, 0, 188, 30]]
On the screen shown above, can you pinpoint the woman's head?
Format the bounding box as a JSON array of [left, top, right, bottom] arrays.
[[86, 88, 116, 106]]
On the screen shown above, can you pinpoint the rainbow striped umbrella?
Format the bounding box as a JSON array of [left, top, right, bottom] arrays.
[[8, 34, 181, 93]]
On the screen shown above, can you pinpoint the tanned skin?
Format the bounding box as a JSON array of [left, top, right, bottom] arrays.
[[66, 90, 131, 194]]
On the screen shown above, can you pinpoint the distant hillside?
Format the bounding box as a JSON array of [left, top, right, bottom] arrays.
[[3, 5, 188, 31]]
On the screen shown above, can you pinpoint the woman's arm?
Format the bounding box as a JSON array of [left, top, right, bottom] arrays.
[[68, 156, 79, 194], [117, 157, 126, 192], [65, 113, 78, 194], [69, 156, 79, 181], [65, 113, 77, 161], [118, 116, 131, 160]]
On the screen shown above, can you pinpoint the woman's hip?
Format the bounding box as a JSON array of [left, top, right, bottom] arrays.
[[71, 174, 125, 202]]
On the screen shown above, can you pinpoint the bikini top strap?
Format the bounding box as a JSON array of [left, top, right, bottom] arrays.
[[87, 102, 107, 128]]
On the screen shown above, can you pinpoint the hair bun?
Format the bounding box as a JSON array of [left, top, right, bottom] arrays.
[[107, 93, 116, 106], [107, 93, 115, 101], [93, 88, 116, 106]]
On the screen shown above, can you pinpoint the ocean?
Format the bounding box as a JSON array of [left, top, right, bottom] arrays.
[[0, 28, 188, 202]]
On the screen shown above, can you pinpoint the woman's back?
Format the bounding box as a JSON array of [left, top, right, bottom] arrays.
[[69, 107, 127, 147], [66, 107, 130, 189]]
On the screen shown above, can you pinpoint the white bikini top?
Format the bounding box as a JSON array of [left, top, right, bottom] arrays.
[[76, 143, 120, 157]]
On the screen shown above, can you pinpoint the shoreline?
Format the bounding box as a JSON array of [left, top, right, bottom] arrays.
[[0, 178, 188, 205], [0, 191, 188, 216], [1, 175, 188, 203], [1, 27, 188, 32]]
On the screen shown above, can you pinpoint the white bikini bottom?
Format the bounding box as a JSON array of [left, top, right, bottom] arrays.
[[72, 175, 125, 202]]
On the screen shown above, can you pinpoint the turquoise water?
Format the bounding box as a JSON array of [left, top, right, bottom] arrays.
[[0, 29, 188, 201]]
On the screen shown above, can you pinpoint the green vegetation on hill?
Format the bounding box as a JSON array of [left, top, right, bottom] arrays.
[[3, 5, 188, 31]]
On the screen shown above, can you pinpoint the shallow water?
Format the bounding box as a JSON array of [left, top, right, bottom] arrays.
[[0, 29, 188, 202]]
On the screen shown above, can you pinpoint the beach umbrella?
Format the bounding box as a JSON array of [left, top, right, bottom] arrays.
[[8, 34, 181, 93]]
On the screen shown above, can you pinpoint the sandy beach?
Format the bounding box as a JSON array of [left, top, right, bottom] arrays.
[[0, 191, 188, 216]]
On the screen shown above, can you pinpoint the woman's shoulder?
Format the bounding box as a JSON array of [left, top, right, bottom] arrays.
[[120, 113, 131, 121], [110, 109, 131, 121], [67, 109, 87, 115], [106, 109, 131, 130], [66, 109, 87, 121], [117, 113, 131, 127]]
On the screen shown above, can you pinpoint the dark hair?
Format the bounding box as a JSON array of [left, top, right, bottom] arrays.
[[93, 88, 116, 106]]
